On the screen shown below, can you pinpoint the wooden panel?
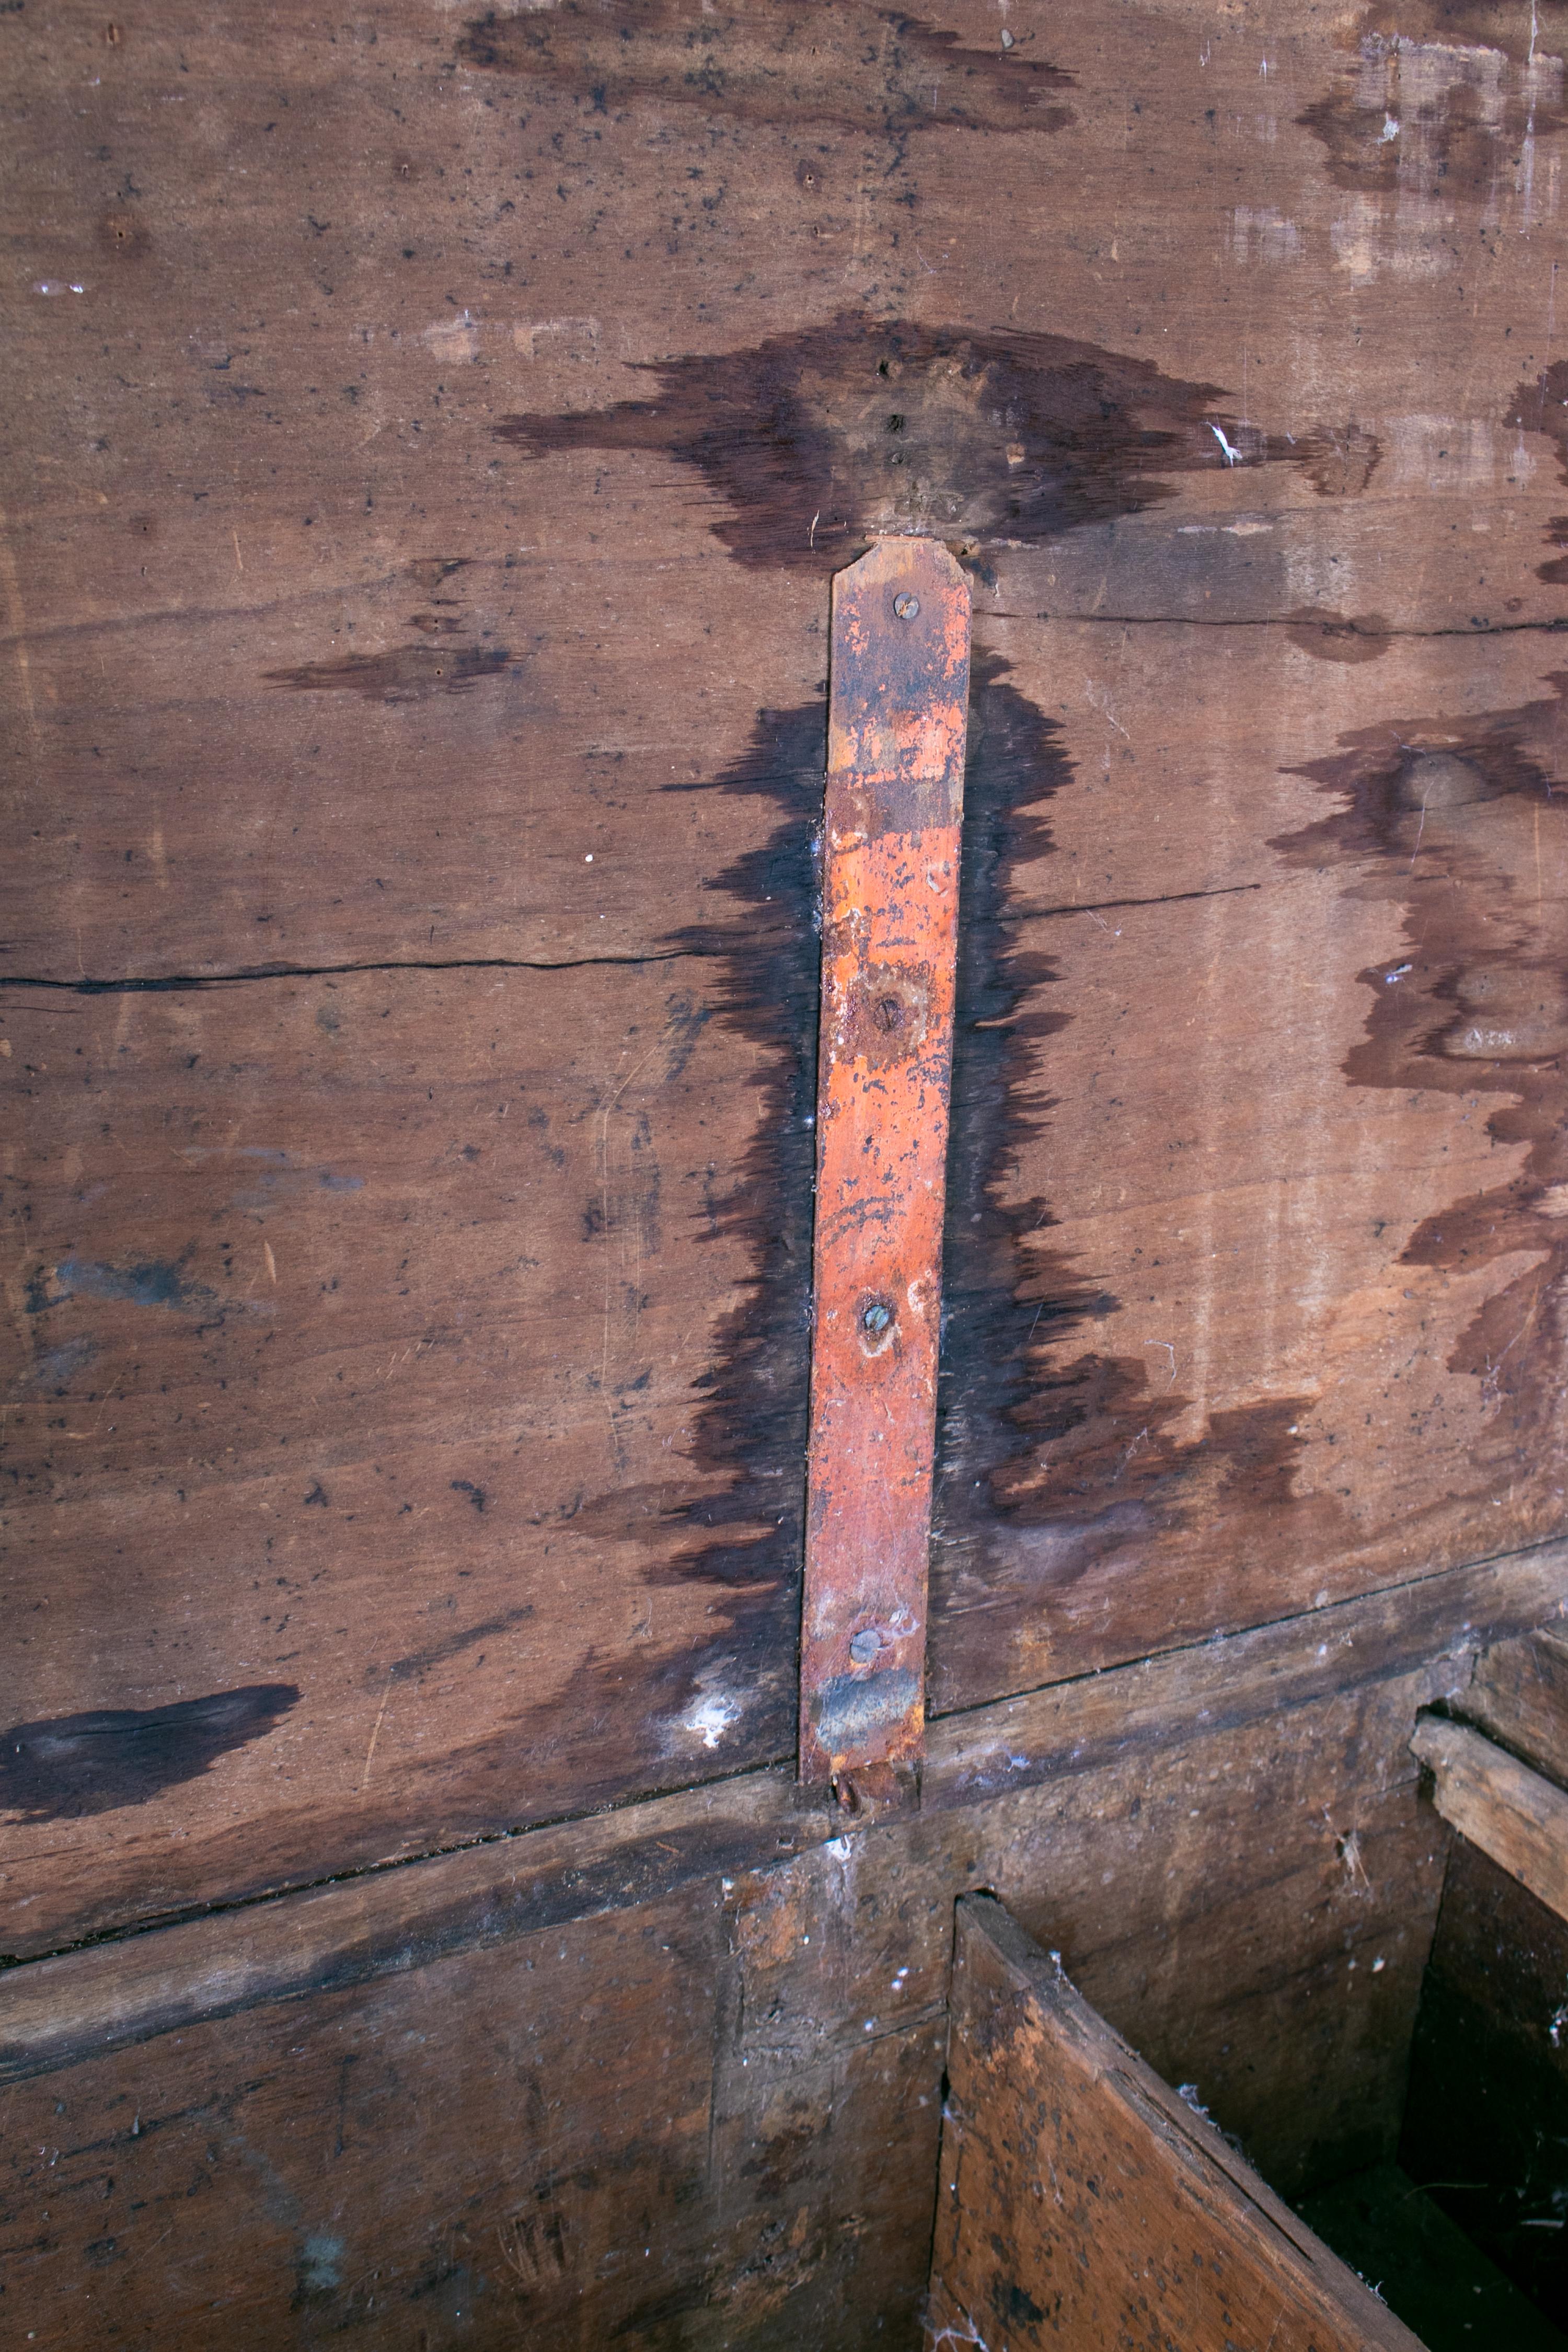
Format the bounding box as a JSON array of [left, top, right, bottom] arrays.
[[0, 1875, 943, 2351], [2, 962, 812, 1953], [742, 1663, 1454, 2204], [930, 617, 1568, 1702], [927, 1893, 1424, 2352], [5, 1546, 1547, 2065], [1413, 1712, 1568, 1922], [1467, 1625, 1568, 1786], [0, 1594, 1481, 2347], [6, 0, 1568, 1923], [1402, 1834, 1568, 2331]]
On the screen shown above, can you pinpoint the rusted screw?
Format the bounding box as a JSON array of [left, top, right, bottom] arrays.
[[872, 995, 903, 1031], [861, 1300, 893, 1337], [893, 592, 920, 620], [849, 1628, 883, 1664]]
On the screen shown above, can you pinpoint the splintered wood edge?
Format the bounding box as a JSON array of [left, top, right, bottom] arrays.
[[942, 1895, 1428, 2352], [1412, 1711, 1568, 1926], [1, 1538, 1564, 2084]]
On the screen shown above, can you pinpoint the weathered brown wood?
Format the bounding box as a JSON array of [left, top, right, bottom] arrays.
[[0, 1659, 1449, 2343], [6, 1544, 1548, 2074], [6, 0, 1568, 1956], [2, 963, 813, 1954], [1413, 1711, 1568, 1923], [1466, 1625, 1568, 1788], [0, 1874, 943, 2351], [928, 1893, 1425, 2352], [931, 610, 1568, 1703]]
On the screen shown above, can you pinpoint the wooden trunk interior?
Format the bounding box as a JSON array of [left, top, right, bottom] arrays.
[[5, 0, 1568, 2343]]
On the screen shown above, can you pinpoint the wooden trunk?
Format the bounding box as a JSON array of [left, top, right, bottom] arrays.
[[5, 0, 1568, 2341]]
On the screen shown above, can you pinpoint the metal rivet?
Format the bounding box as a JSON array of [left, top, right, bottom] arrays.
[[872, 995, 904, 1031], [893, 592, 920, 620], [861, 1300, 893, 1336], [849, 1629, 882, 1664]]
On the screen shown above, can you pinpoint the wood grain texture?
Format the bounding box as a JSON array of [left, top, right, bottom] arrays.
[[1466, 1624, 1568, 1786], [1413, 1710, 1568, 1920], [2, 1539, 1544, 2033], [0, 1645, 1456, 2345], [0, 1876, 943, 2352], [2, 964, 812, 1954], [927, 1893, 1425, 2352], [5, 0, 1568, 1951]]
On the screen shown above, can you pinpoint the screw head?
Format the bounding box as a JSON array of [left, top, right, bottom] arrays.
[[893, 591, 920, 620], [861, 1299, 893, 1338], [849, 1629, 882, 1664]]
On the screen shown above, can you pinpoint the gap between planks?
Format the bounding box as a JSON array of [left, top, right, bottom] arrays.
[[1, 1535, 1564, 2084]]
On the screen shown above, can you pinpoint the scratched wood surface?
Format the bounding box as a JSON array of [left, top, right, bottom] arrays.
[[5, 1, 1568, 1944], [0, 1654, 1453, 2346]]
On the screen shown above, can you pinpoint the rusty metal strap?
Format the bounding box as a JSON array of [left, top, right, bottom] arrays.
[[799, 537, 972, 1810]]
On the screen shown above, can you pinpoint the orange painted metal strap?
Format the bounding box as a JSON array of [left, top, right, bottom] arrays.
[[800, 537, 971, 1803]]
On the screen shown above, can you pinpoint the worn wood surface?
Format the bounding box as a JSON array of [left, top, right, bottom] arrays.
[[0, 1875, 944, 2352], [927, 1893, 1424, 2352], [2, 963, 814, 1955], [1403, 1834, 1568, 2330], [0, 1651, 1453, 2344], [9, 1552, 1523, 2089], [1466, 1624, 1568, 1785], [8, 3, 1568, 1955], [1413, 1710, 1568, 1920]]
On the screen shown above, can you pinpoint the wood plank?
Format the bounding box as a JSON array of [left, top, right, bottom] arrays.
[[742, 1667, 1456, 2204], [2, 1541, 1551, 2077], [3, 0, 1565, 984], [930, 614, 1568, 1704], [6, 0, 1568, 1854], [927, 1892, 1425, 2352], [2, 961, 814, 1953], [0, 1662, 1451, 2345], [0, 1876, 943, 2351], [1466, 1625, 1568, 1789], [1413, 1712, 1568, 1922]]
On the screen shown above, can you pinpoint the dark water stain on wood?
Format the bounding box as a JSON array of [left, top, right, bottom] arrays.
[[264, 645, 514, 701], [1300, 7, 1566, 200], [1505, 361, 1568, 583], [487, 706, 824, 1787], [496, 312, 1340, 574], [1276, 674, 1568, 1514], [648, 704, 826, 1756], [928, 658, 1323, 1708], [456, 3, 1074, 139], [1, 1685, 300, 1822]]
